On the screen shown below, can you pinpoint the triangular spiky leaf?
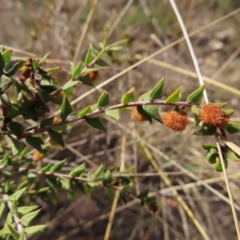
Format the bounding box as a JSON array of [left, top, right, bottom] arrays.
[[86, 117, 107, 132], [105, 109, 120, 121], [121, 87, 135, 104], [143, 105, 161, 123], [97, 91, 110, 108], [165, 87, 182, 103], [60, 96, 73, 120], [226, 122, 240, 134], [187, 84, 205, 104]]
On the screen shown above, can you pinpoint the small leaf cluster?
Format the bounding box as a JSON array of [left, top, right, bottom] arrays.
[[0, 188, 46, 240]]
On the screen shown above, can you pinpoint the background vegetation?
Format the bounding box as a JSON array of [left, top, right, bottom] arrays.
[[1, 0, 240, 239]]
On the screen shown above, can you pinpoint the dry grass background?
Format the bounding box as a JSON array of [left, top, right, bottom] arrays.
[[1, 0, 240, 239]]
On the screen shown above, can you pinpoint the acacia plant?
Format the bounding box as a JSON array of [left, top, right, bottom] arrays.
[[0, 38, 240, 239]]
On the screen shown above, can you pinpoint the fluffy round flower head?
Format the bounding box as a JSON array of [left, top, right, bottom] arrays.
[[133, 106, 147, 122], [199, 103, 229, 129], [162, 111, 188, 132], [33, 150, 44, 162]]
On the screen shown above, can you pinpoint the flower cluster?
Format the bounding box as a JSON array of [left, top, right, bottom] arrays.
[[199, 103, 229, 129]]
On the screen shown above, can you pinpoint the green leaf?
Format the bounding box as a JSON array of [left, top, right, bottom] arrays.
[[206, 148, 218, 164], [49, 130, 65, 147], [143, 105, 162, 123], [86, 117, 107, 132], [70, 163, 86, 177], [32, 60, 40, 71], [60, 177, 70, 189], [97, 91, 110, 108], [0, 93, 11, 106], [102, 170, 112, 184], [20, 209, 41, 227], [6, 222, 20, 240], [191, 105, 202, 127], [0, 203, 6, 218], [62, 80, 79, 91], [85, 44, 93, 66], [121, 87, 135, 104], [24, 225, 47, 235], [120, 191, 128, 204], [10, 187, 27, 201], [96, 58, 109, 66], [225, 109, 234, 117], [19, 230, 25, 240], [149, 77, 165, 100], [39, 52, 50, 65], [165, 87, 182, 103], [227, 148, 240, 162], [214, 157, 227, 172], [226, 122, 240, 134], [0, 52, 5, 69], [187, 84, 205, 104], [50, 159, 66, 172], [139, 78, 164, 101], [105, 109, 120, 121], [214, 102, 229, 107], [40, 117, 54, 128], [72, 61, 82, 79], [194, 124, 216, 136], [103, 32, 108, 48], [138, 188, 149, 198], [79, 74, 94, 86], [18, 206, 39, 215], [79, 106, 92, 117], [12, 138, 25, 156], [8, 122, 24, 136], [0, 225, 10, 236], [2, 49, 12, 62], [60, 96, 73, 120], [201, 143, 217, 150], [93, 164, 105, 179], [26, 136, 44, 152], [4, 60, 22, 77], [40, 164, 52, 173], [0, 75, 12, 92], [46, 177, 59, 192]]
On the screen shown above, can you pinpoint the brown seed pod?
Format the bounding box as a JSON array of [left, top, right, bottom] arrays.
[[162, 111, 189, 132], [199, 103, 229, 129], [49, 138, 59, 146], [133, 106, 148, 122], [33, 150, 44, 162]]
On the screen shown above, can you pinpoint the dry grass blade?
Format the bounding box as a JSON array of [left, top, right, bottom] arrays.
[[216, 140, 240, 239], [134, 56, 240, 96], [72, 0, 98, 64], [169, 0, 208, 103], [137, 132, 210, 240], [103, 135, 126, 240]]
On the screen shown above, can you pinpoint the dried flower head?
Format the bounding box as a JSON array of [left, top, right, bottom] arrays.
[[88, 71, 98, 82], [33, 150, 44, 162], [199, 103, 229, 129], [162, 111, 188, 132], [133, 106, 147, 122], [49, 138, 59, 146], [53, 116, 60, 124]]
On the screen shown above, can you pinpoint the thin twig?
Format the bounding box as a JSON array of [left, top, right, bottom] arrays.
[[17, 100, 193, 139]]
